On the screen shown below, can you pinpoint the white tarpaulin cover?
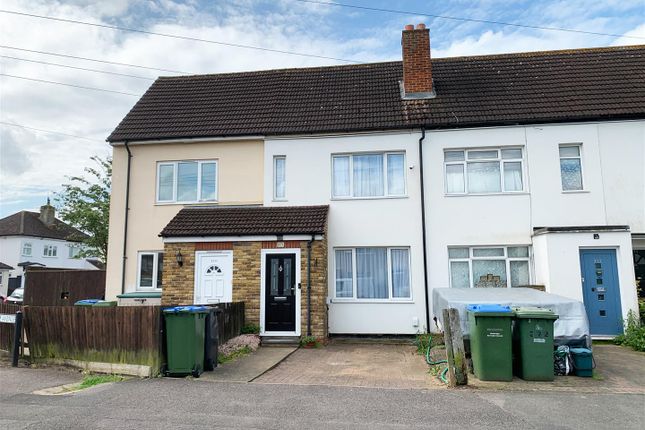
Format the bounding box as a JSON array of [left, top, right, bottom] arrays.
[[432, 288, 590, 346]]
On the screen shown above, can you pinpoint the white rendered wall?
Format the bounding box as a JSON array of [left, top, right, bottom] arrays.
[[264, 131, 427, 334]]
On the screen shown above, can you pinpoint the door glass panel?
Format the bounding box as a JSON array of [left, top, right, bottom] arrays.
[[284, 259, 292, 296], [472, 260, 507, 288], [599, 310, 606, 317], [597, 294, 605, 301], [270, 259, 279, 295]]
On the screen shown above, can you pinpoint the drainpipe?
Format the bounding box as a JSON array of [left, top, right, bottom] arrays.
[[418, 128, 431, 333], [306, 235, 313, 337], [120, 141, 132, 295]]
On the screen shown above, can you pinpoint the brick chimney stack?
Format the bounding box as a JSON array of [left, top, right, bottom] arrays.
[[401, 23, 434, 98], [39, 198, 56, 227]]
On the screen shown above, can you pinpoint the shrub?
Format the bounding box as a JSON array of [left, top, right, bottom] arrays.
[[613, 310, 645, 352], [241, 324, 260, 335], [299, 335, 320, 348], [414, 332, 444, 355]]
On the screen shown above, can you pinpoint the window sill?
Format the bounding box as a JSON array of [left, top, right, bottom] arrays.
[[42, 255, 58, 258], [444, 192, 529, 197], [136, 288, 162, 292], [331, 299, 414, 304], [272, 198, 288, 202], [561, 190, 589, 194], [331, 195, 408, 201], [155, 201, 219, 206]]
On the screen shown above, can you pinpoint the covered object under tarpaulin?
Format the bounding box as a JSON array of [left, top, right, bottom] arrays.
[[432, 288, 590, 347]]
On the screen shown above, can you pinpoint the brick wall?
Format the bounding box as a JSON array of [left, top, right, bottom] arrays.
[[401, 25, 432, 94], [162, 238, 329, 338]]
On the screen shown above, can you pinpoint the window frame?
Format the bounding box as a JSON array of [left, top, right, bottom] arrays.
[[155, 160, 218, 204], [331, 151, 407, 199], [42, 244, 58, 258], [333, 246, 412, 301], [559, 144, 584, 192], [21, 242, 32, 256], [444, 147, 525, 195], [273, 155, 287, 201], [136, 251, 164, 290], [447, 246, 531, 289], [68, 244, 82, 259]]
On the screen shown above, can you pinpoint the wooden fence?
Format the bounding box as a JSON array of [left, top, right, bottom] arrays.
[[24, 269, 106, 306], [0, 303, 22, 352], [214, 302, 245, 344]]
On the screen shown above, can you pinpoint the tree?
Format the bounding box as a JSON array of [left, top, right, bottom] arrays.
[[55, 156, 111, 262]]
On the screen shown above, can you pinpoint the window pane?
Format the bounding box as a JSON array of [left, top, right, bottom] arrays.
[[472, 260, 507, 288], [200, 162, 217, 201], [356, 248, 388, 298], [177, 162, 198, 201], [448, 247, 469, 259], [503, 162, 523, 191], [450, 261, 470, 288], [473, 248, 504, 257], [335, 250, 353, 298], [158, 164, 174, 201], [467, 161, 501, 193], [353, 154, 384, 197], [274, 157, 286, 199], [560, 158, 583, 191], [444, 151, 465, 162], [332, 156, 350, 197], [508, 246, 529, 258], [559, 146, 580, 157], [446, 164, 465, 193], [391, 249, 410, 298], [468, 150, 498, 160], [387, 154, 405, 195], [139, 254, 154, 287], [156, 253, 164, 288], [501, 148, 522, 159], [510, 261, 529, 287]]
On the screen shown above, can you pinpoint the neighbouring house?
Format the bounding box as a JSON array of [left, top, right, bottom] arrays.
[[0, 200, 99, 296], [105, 23, 645, 339], [0, 262, 12, 297]]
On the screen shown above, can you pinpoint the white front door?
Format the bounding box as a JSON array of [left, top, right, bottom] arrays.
[[194, 251, 233, 304]]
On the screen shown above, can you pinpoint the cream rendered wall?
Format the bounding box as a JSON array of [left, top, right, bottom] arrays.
[[105, 140, 264, 300], [264, 132, 428, 334]]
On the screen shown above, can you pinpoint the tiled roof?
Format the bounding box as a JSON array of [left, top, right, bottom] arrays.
[[160, 206, 329, 237], [108, 45, 645, 142], [0, 262, 13, 270], [0, 211, 88, 241]]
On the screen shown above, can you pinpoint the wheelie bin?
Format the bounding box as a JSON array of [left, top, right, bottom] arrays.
[[513, 307, 559, 381], [467, 304, 515, 381], [163, 306, 209, 377]]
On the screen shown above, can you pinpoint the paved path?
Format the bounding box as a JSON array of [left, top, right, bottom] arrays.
[[0, 365, 643, 429], [199, 346, 296, 383]]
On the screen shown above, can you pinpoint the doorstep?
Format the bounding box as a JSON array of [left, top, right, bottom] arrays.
[[198, 346, 297, 383]]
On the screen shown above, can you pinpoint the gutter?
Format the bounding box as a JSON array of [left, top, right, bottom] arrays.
[[418, 128, 431, 333], [120, 141, 132, 295]]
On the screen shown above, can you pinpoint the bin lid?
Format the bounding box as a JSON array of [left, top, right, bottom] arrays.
[[466, 304, 514, 316], [75, 299, 100, 305], [570, 347, 592, 355], [513, 306, 559, 319], [163, 305, 209, 314], [117, 292, 162, 299]]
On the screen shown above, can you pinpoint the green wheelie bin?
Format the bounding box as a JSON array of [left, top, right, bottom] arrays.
[[163, 306, 209, 377], [513, 307, 559, 381], [467, 304, 515, 381]]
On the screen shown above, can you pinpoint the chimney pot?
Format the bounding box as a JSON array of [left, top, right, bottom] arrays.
[[416, 23, 426, 29], [404, 24, 414, 31]]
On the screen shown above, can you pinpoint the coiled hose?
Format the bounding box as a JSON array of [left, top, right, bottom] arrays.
[[425, 336, 449, 384]]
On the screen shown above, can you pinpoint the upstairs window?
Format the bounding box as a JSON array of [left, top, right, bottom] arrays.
[[68, 245, 82, 259], [444, 148, 524, 194], [137, 252, 164, 289], [332, 152, 406, 198], [157, 160, 217, 203], [43, 244, 58, 257], [21, 242, 32, 256], [559, 145, 583, 191], [273, 156, 286, 200]]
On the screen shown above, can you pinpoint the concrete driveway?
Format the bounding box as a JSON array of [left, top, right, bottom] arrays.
[[254, 342, 443, 389]]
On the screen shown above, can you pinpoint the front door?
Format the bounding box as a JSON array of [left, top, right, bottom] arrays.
[[580, 249, 623, 335], [194, 251, 233, 304], [264, 254, 296, 332]]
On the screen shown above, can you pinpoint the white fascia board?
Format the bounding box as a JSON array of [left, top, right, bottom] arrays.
[[110, 135, 265, 146], [163, 234, 323, 243]]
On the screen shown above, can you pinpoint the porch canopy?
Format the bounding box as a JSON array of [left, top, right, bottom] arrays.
[[160, 205, 328, 239]]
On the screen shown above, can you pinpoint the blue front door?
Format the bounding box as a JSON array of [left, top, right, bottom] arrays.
[[580, 249, 623, 335]]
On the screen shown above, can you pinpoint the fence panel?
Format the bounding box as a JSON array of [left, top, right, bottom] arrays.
[[24, 270, 106, 306], [0, 303, 21, 352], [214, 302, 245, 344]]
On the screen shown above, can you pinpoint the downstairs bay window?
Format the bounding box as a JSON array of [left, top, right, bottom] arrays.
[[335, 247, 411, 300], [137, 251, 164, 290], [448, 246, 530, 288]]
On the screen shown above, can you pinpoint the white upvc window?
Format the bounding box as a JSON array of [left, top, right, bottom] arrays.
[[332, 152, 406, 198], [137, 251, 164, 290], [273, 155, 286, 200], [156, 160, 218, 203], [559, 144, 583, 191], [334, 247, 411, 300], [68, 244, 82, 259], [448, 246, 530, 289], [43, 244, 58, 257], [21, 242, 32, 256], [444, 148, 524, 194]]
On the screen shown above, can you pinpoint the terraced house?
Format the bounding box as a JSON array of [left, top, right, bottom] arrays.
[[105, 24, 645, 340]]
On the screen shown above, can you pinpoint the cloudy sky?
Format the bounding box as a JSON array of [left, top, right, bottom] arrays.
[[1, 0, 644, 217]]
